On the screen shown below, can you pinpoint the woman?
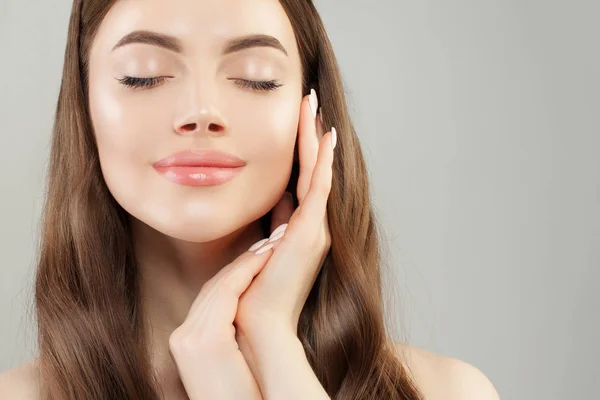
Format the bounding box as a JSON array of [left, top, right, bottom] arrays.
[[0, 0, 500, 399]]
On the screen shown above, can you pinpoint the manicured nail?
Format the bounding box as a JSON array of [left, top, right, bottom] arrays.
[[270, 223, 288, 239], [248, 238, 269, 251], [309, 88, 318, 120], [331, 127, 337, 149], [269, 224, 288, 242], [268, 229, 286, 242], [255, 243, 275, 255]]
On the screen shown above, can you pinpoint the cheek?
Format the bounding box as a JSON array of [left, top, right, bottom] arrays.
[[88, 78, 301, 242], [90, 83, 161, 163], [89, 77, 170, 184], [224, 92, 300, 227], [231, 92, 299, 201], [89, 83, 168, 224], [231, 92, 299, 165]]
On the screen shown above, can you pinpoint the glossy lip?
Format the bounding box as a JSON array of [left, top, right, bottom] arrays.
[[153, 149, 246, 187], [153, 149, 247, 168]]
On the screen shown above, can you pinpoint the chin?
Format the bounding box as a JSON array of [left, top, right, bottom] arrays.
[[156, 225, 230, 243], [115, 180, 280, 244], [129, 206, 265, 245]]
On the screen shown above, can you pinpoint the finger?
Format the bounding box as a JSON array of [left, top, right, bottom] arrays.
[[254, 132, 334, 306], [187, 240, 266, 313], [293, 128, 335, 233], [188, 249, 252, 308], [186, 249, 272, 326], [270, 191, 295, 233], [296, 89, 320, 206], [316, 107, 325, 139]]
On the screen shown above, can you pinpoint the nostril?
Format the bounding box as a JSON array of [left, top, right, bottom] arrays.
[[177, 122, 224, 135], [181, 123, 197, 132], [208, 123, 224, 132]]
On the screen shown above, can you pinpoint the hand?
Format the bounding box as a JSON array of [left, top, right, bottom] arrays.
[[231, 90, 334, 400], [168, 241, 277, 400], [235, 88, 334, 338]]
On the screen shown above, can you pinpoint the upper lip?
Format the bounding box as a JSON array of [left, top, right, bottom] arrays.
[[153, 149, 246, 168]]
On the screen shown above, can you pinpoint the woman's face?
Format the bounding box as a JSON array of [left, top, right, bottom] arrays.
[[88, 0, 303, 242]]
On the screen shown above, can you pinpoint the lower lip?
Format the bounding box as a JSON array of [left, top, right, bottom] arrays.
[[153, 166, 244, 186]]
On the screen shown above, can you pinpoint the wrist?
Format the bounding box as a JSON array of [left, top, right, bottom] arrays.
[[237, 321, 302, 368], [238, 328, 328, 400], [236, 315, 298, 344]]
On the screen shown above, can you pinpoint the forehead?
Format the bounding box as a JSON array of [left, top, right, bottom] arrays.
[[92, 0, 298, 58]]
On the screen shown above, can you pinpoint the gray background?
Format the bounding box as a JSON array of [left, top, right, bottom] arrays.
[[1, 1, 599, 399]]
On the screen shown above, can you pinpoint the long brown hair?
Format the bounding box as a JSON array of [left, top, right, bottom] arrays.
[[34, 0, 423, 398]]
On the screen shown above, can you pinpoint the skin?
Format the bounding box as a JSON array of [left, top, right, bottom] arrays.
[[87, 0, 306, 396], [0, 0, 501, 399], [88, 0, 332, 397]]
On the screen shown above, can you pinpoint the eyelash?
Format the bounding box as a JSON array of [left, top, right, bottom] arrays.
[[116, 76, 282, 92]]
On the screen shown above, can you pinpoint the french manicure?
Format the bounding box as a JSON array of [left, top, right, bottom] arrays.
[[268, 229, 286, 243], [269, 223, 288, 239], [248, 238, 269, 251], [268, 223, 288, 242], [309, 88, 318, 120], [331, 127, 337, 149], [255, 243, 275, 255]]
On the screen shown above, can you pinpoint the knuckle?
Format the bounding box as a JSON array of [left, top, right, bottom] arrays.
[[169, 327, 199, 354], [168, 328, 181, 349], [199, 280, 212, 293], [169, 325, 230, 358]]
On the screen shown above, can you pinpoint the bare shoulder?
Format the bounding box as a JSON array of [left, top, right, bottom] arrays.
[[394, 342, 500, 400], [0, 358, 41, 400]]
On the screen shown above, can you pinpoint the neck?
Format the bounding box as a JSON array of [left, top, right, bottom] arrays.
[[130, 217, 265, 395]]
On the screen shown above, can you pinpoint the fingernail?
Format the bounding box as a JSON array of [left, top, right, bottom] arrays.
[[248, 238, 269, 251], [268, 229, 286, 243], [255, 243, 275, 255], [331, 127, 337, 149], [309, 88, 318, 120], [268, 223, 288, 242], [270, 223, 288, 239]]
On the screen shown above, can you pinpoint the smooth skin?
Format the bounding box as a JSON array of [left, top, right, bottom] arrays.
[[170, 89, 334, 399], [0, 95, 500, 400], [0, 0, 500, 398]]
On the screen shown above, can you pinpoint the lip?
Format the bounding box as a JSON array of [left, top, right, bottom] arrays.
[[154, 149, 246, 168], [153, 149, 246, 187]]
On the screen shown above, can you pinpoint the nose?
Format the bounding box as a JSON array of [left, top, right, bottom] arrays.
[[173, 87, 227, 137], [174, 113, 226, 137]]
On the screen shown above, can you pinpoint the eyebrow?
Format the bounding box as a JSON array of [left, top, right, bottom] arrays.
[[111, 30, 288, 56]]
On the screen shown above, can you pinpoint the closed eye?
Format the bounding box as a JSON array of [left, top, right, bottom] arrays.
[[115, 76, 283, 92], [229, 78, 283, 92], [116, 76, 169, 89]]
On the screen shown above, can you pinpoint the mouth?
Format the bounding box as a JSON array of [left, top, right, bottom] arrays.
[[153, 165, 245, 187], [152, 148, 246, 187]]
